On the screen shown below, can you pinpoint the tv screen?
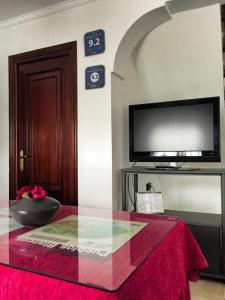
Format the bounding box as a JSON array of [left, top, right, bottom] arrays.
[[129, 97, 220, 162]]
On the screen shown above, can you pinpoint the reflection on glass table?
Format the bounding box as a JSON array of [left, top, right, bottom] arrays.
[[0, 203, 180, 291]]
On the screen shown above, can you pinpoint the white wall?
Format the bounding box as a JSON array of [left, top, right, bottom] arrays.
[[111, 58, 145, 209], [0, 0, 166, 208], [135, 5, 224, 104], [111, 5, 173, 209], [133, 5, 223, 213]]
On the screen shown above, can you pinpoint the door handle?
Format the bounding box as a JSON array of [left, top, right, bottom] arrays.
[[19, 150, 28, 172]]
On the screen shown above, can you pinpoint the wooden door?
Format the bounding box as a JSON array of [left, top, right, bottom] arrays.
[[9, 42, 77, 205]]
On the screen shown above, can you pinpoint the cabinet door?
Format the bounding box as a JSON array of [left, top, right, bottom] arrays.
[[188, 224, 222, 275]]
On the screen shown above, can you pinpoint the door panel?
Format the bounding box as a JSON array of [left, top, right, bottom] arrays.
[[9, 42, 77, 205], [28, 71, 62, 191]]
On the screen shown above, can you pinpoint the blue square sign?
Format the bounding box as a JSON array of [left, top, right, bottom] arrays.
[[85, 65, 105, 89], [84, 29, 105, 56]]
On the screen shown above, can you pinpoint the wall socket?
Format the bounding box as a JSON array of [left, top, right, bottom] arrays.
[[146, 182, 152, 191]]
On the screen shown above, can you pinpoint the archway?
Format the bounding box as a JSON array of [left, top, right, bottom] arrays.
[[111, 0, 225, 209]]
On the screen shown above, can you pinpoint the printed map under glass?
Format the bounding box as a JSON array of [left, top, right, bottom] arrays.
[[17, 215, 147, 257]]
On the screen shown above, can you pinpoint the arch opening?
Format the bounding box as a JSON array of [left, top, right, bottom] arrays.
[[111, 0, 224, 210]]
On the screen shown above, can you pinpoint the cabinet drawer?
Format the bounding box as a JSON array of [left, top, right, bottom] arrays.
[[188, 224, 222, 275]]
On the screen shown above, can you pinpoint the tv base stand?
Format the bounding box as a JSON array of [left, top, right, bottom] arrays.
[[155, 165, 179, 169], [121, 166, 225, 280]]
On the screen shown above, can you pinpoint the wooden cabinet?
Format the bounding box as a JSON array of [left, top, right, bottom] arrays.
[[166, 210, 222, 276]]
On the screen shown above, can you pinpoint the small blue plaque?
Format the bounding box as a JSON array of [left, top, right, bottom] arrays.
[[84, 29, 105, 56], [85, 65, 105, 89]]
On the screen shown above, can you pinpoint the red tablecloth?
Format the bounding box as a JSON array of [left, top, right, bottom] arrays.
[[0, 215, 207, 300]]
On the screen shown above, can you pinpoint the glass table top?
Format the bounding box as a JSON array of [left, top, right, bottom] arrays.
[[0, 202, 179, 291]]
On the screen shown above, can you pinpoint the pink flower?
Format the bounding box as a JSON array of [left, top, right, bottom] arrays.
[[16, 185, 32, 200], [31, 185, 46, 199], [16, 185, 47, 200]]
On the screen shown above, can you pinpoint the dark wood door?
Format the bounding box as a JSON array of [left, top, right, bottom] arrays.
[[9, 42, 77, 205]]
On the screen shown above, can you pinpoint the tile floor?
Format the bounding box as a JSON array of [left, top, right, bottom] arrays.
[[190, 279, 225, 300]]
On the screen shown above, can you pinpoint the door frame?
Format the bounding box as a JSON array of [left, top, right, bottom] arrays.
[[9, 42, 78, 201]]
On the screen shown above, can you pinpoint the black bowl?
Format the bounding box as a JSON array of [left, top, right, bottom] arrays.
[[10, 196, 60, 226]]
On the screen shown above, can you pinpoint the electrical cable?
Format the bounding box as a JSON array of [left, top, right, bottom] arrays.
[[151, 184, 156, 192], [128, 173, 134, 207], [131, 162, 137, 168], [131, 162, 136, 185], [127, 162, 137, 209], [177, 162, 185, 168]]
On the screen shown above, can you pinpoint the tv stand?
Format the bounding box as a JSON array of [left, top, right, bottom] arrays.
[[120, 166, 225, 280]]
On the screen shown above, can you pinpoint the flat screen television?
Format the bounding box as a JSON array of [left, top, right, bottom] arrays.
[[129, 97, 220, 162]]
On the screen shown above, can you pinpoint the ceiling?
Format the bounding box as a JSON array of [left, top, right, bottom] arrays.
[[0, 0, 75, 22], [0, 0, 222, 24]]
